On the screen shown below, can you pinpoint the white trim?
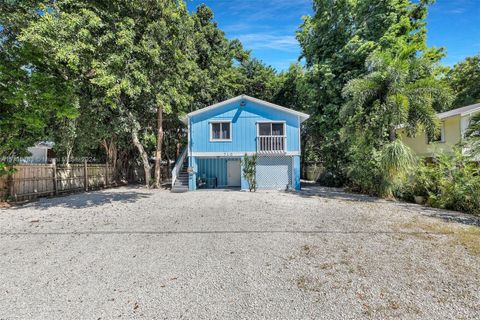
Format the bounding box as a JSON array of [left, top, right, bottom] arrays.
[[209, 121, 232, 142], [297, 116, 301, 154], [191, 151, 300, 157], [256, 121, 287, 153], [291, 156, 294, 189], [256, 121, 286, 136], [187, 118, 191, 157], [182, 95, 310, 124]]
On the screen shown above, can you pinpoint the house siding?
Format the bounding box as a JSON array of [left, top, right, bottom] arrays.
[[196, 157, 243, 187], [189, 99, 300, 154], [399, 116, 462, 156], [187, 97, 305, 191]]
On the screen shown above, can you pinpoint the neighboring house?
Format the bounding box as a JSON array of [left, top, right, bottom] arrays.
[[171, 95, 309, 192], [21, 141, 55, 163], [398, 103, 480, 157]]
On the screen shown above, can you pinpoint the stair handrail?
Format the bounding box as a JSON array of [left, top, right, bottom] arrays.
[[172, 146, 188, 187]]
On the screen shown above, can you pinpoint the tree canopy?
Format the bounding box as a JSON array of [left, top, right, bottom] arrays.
[[1, 0, 475, 199], [446, 53, 480, 108]]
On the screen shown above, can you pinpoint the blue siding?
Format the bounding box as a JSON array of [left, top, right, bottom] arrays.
[[188, 156, 197, 191], [293, 155, 301, 190], [197, 158, 227, 187], [190, 157, 242, 189], [190, 100, 300, 153], [189, 155, 301, 191]]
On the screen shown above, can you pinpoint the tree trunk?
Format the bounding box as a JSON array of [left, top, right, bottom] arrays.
[[102, 138, 117, 180], [119, 95, 151, 187], [154, 105, 164, 188], [131, 128, 151, 187], [389, 127, 396, 142], [176, 128, 182, 159], [65, 147, 72, 166]]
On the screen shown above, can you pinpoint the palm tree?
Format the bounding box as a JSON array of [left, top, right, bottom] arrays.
[[341, 50, 453, 196], [465, 113, 480, 159]]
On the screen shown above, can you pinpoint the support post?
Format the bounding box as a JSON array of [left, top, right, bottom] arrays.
[[84, 159, 88, 191], [105, 160, 109, 187], [52, 158, 58, 195], [6, 170, 13, 201]]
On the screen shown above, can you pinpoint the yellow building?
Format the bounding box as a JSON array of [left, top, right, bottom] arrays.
[[398, 103, 480, 157]]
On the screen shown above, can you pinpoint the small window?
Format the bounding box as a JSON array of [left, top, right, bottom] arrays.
[[428, 122, 445, 144], [210, 122, 231, 141], [272, 123, 284, 136], [259, 123, 271, 136], [258, 122, 285, 136]]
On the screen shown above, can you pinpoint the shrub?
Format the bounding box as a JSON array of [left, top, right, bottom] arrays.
[[242, 153, 257, 192], [404, 149, 480, 215], [346, 142, 384, 195]]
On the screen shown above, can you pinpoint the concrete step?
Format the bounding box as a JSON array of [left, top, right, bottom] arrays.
[[175, 183, 188, 187]]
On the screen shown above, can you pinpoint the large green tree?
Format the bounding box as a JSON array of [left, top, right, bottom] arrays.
[[0, 0, 77, 174], [338, 0, 453, 196], [296, 0, 438, 185], [341, 50, 452, 195], [446, 53, 480, 108], [19, 0, 199, 187]]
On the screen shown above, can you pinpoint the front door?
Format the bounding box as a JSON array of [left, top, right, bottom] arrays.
[[227, 160, 241, 187]]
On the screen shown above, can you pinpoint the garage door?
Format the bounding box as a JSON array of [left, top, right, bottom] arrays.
[[256, 156, 292, 190]]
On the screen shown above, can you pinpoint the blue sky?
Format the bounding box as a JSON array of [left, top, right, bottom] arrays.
[[186, 0, 480, 72]]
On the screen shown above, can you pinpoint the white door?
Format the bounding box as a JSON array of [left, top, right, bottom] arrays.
[[227, 160, 241, 187]]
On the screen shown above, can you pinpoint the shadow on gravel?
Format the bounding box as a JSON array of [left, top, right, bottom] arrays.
[[297, 183, 480, 227], [15, 189, 152, 210], [427, 211, 480, 227], [296, 184, 381, 203]]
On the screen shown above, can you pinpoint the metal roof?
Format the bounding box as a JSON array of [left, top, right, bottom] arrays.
[[437, 103, 480, 119], [181, 95, 310, 124]]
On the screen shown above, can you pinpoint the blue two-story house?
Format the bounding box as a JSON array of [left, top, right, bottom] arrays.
[[171, 95, 309, 192]]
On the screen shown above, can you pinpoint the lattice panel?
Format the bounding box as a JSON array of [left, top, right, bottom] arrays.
[[256, 156, 292, 190]]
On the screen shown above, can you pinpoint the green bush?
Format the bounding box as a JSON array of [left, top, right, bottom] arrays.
[[347, 140, 415, 197], [242, 153, 257, 192], [346, 142, 385, 196], [403, 149, 480, 215]]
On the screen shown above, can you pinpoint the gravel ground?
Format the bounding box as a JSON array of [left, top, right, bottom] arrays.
[[0, 185, 479, 320]]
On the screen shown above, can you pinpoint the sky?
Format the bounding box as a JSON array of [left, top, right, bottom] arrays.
[[186, 0, 480, 72]]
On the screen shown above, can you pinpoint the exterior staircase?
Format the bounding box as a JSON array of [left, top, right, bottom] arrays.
[[171, 148, 189, 193]]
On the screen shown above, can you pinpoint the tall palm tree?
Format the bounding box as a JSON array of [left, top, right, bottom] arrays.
[[465, 113, 480, 159], [341, 50, 453, 196], [341, 51, 452, 143]]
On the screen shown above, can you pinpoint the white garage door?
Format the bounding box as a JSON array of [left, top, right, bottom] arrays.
[[256, 156, 292, 190]]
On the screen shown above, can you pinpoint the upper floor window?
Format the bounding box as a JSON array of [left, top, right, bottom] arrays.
[[428, 122, 445, 144], [210, 121, 231, 141], [258, 122, 285, 136]]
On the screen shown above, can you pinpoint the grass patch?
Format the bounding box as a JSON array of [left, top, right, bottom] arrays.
[[455, 227, 480, 257], [398, 217, 480, 257]]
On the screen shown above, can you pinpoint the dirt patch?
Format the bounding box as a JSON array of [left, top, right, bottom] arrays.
[[397, 216, 480, 257]]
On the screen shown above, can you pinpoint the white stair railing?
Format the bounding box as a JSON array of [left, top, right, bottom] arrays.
[[171, 147, 188, 187]]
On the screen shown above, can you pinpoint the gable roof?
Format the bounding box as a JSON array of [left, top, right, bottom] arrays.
[[182, 94, 310, 124], [437, 103, 480, 119]]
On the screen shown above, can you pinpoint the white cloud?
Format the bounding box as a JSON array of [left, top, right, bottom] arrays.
[[232, 33, 299, 52]]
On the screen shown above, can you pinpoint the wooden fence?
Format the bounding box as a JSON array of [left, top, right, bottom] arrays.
[[0, 161, 117, 202]]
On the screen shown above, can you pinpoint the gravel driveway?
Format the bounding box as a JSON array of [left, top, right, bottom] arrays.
[[0, 185, 479, 319]]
